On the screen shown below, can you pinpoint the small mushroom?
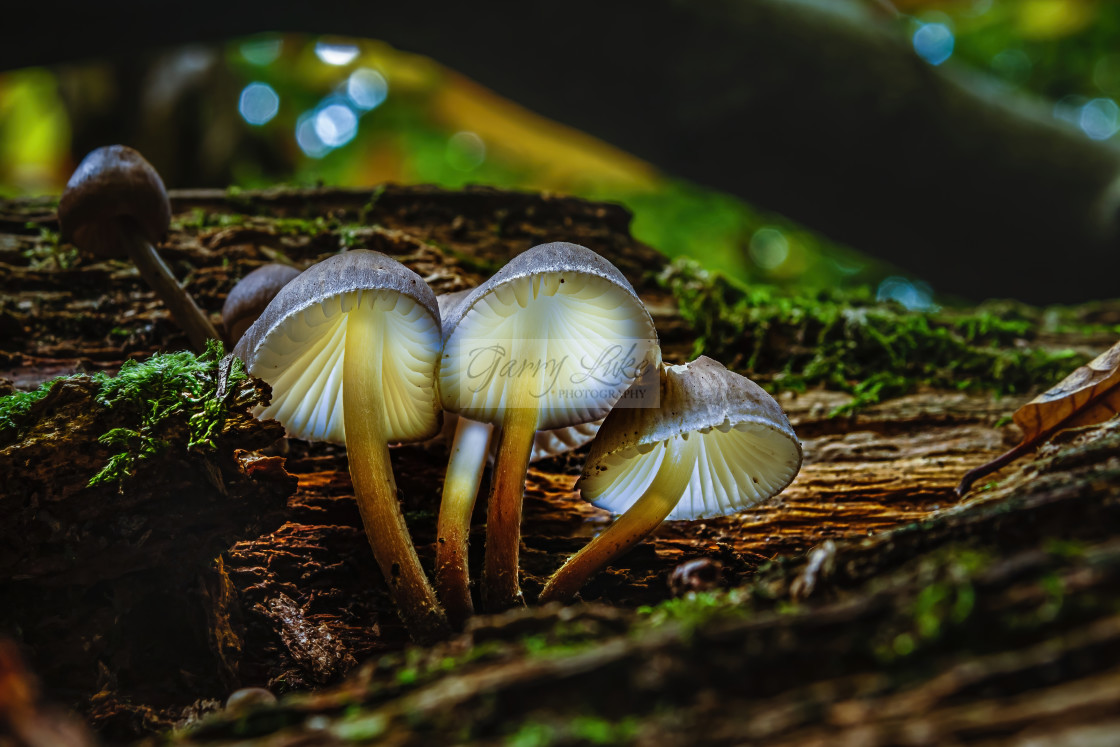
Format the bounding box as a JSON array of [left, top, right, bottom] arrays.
[[224, 687, 277, 715], [434, 289, 603, 624], [221, 263, 301, 345], [538, 357, 803, 604], [58, 145, 219, 351], [234, 249, 448, 640], [439, 242, 659, 610], [434, 412, 603, 624]]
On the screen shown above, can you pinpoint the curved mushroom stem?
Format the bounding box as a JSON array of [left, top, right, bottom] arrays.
[[481, 329, 546, 612], [435, 417, 494, 626], [539, 437, 697, 605], [123, 230, 219, 352], [344, 296, 450, 642]]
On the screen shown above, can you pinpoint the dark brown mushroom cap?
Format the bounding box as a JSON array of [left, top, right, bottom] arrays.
[[578, 356, 803, 520], [58, 145, 171, 258], [222, 264, 302, 345]]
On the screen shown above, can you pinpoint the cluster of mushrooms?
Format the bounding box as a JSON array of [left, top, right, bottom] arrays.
[[58, 145, 804, 643]]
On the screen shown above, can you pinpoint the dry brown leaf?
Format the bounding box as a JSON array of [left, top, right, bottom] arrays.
[[957, 341, 1120, 495]]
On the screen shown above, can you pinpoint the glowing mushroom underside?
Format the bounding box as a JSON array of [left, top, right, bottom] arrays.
[[234, 250, 448, 640]]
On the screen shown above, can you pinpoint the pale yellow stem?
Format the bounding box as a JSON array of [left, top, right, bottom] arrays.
[[344, 295, 449, 642], [435, 417, 493, 627], [539, 437, 696, 604]]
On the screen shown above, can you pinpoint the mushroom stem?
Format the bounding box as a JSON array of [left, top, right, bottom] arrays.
[[481, 395, 538, 611], [480, 327, 547, 611], [435, 417, 493, 626], [539, 437, 696, 604], [123, 230, 219, 352], [344, 297, 450, 641]]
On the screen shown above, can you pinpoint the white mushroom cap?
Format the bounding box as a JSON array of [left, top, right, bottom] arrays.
[[531, 419, 602, 462], [233, 250, 442, 444], [437, 288, 604, 462], [439, 242, 659, 430], [578, 357, 802, 521]]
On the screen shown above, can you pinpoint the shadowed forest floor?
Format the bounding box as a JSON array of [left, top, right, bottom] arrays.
[[1, 186, 1118, 745]]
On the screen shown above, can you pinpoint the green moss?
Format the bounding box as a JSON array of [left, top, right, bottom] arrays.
[[1044, 538, 1088, 559], [331, 713, 389, 742], [22, 225, 78, 270], [0, 382, 56, 443], [270, 216, 334, 236], [872, 546, 992, 663], [569, 716, 640, 745], [508, 721, 558, 747], [520, 632, 596, 660], [173, 209, 335, 237], [660, 259, 1087, 412], [0, 341, 250, 486], [339, 225, 364, 249], [635, 588, 751, 634], [506, 716, 638, 747], [358, 184, 387, 223]]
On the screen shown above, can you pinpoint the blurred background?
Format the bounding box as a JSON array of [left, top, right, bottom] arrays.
[[1, 0, 1116, 305]]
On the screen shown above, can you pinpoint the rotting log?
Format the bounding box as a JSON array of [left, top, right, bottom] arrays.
[[0, 185, 1117, 743]]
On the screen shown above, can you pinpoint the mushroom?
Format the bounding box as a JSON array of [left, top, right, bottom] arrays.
[[435, 411, 604, 624], [538, 356, 803, 604], [434, 289, 604, 624], [439, 242, 659, 610], [430, 288, 488, 624], [234, 249, 448, 640], [58, 145, 219, 351], [430, 291, 604, 627], [221, 263, 301, 345]]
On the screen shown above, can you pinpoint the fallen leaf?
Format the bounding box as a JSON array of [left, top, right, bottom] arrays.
[[957, 340, 1120, 495]]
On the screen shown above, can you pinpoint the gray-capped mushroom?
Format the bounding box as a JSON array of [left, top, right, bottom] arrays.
[[439, 242, 659, 611], [538, 357, 803, 604], [434, 411, 603, 624], [221, 263, 301, 345], [58, 145, 219, 351], [234, 249, 448, 640], [434, 289, 603, 625]]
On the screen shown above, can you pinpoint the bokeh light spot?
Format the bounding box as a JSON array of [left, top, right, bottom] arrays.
[[877, 277, 936, 311], [1079, 98, 1120, 140], [446, 132, 486, 171], [913, 24, 955, 66], [238, 82, 280, 126], [296, 112, 330, 159], [315, 41, 360, 66], [314, 103, 359, 147], [748, 227, 789, 270], [347, 68, 388, 111], [1053, 94, 1088, 126]]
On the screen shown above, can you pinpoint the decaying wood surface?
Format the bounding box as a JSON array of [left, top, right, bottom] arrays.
[[0, 185, 1117, 744]]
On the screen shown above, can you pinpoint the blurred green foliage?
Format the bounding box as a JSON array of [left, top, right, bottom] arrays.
[[2, 1, 1120, 293]]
